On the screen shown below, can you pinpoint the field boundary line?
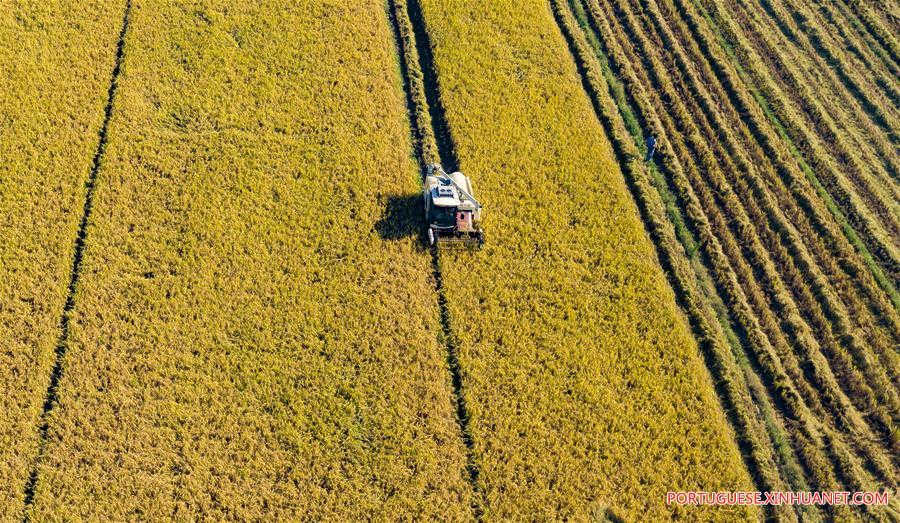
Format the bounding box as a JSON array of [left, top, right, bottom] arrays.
[[21, 1, 132, 517], [386, 0, 483, 518]]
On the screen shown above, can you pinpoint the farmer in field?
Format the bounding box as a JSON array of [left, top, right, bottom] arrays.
[[645, 133, 657, 162]]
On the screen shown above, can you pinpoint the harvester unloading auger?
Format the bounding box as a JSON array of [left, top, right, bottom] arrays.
[[423, 164, 484, 248]]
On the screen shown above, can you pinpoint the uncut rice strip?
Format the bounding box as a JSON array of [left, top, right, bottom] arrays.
[[416, 0, 757, 519]]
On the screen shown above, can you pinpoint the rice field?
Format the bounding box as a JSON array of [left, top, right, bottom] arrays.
[[0, 0, 125, 516], [1, 0, 896, 520], [12, 0, 474, 519], [401, 0, 755, 519]]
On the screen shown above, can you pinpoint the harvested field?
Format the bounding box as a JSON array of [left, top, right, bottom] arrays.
[[553, 0, 900, 518]]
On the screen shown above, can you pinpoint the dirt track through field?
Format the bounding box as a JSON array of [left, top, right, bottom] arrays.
[[20, 2, 133, 516]]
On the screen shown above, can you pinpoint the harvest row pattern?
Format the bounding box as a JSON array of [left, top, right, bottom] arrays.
[[552, 0, 900, 519]]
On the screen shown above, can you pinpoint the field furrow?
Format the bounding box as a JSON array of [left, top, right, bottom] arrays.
[[616, 4, 893, 496], [793, 0, 900, 111], [778, 0, 900, 207], [569, 0, 823, 507], [767, 0, 900, 139], [807, 0, 900, 106], [680, 0, 900, 336], [692, 0, 900, 291], [651, 0, 896, 468], [412, 0, 758, 519], [679, 0, 900, 373], [665, 0, 900, 479], [24, 1, 476, 518], [684, 0, 900, 346], [674, 0, 900, 326], [763, 0, 900, 189], [617, 0, 841, 433], [729, 0, 900, 252], [764, 0, 900, 247], [0, 0, 126, 518], [825, 0, 900, 85], [693, 0, 900, 389], [836, 0, 900, 72], [633, 0, 899, 477], [640, 0, 900, 439]]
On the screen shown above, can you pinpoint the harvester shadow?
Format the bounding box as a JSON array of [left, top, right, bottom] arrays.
[[374, 193, 427, 249]]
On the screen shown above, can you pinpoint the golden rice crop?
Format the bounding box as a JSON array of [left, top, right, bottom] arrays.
[[414, 0, 757, 519], [6, 0, 895, 518], [24, 0, 475, 519], [0, 0, 125, 517]]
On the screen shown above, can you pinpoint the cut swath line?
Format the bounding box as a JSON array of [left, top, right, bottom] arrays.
[[21, 0, 132, 516], [385, 0, 483, 519], [572, 0, 896, 516], [547, 2, 868, 520], [679, 0, 900, 309], [402, 0, 460, 172]]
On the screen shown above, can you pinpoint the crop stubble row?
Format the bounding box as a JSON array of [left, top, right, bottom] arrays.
[[550, 1, 806, 518], [573, 4, 853, 512], [558, 0, 900, 518]]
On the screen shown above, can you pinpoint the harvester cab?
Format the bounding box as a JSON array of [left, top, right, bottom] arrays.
[[424, 164, 484, 248]]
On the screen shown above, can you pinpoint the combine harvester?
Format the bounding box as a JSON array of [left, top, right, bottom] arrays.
[[423, 164, 484, 248]]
